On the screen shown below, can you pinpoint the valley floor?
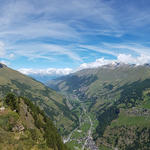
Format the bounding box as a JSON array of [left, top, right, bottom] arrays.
[[63, 97, 99, 150]]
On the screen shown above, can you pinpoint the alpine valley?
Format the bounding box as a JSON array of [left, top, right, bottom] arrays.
[[48, 63, 150, 150], [1, 62, 150, 150]]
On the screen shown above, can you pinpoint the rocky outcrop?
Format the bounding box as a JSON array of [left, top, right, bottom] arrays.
[[12, 122, 24, 132], [125, 107, 150, 117], [0, 63, 6, 68], [0, 63, 4, 68]]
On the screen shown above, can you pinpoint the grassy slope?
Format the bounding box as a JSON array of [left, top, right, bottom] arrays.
[[0, 95, 69, 150], [0, 64, 77, 135], [49, 65, 150, 111], [96, 87, 150, 150], [48, 64, 150, 149], [48, 65, 150, 117]]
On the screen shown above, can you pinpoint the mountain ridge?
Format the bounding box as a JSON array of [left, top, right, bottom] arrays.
[[0, 63, 78, 136], [47, 64, 150, 149]]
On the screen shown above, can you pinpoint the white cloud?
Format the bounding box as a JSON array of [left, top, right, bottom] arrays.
[[0, 0, 149, 47], [117, 54, 150, 65], [78, 54, 150, 70], [0, 41, 14, 60], [0, 60, 10, 66], [18, 68, 73, 76], [0, 0, 150, 70], [79, 58, 115, 70], [79, 45, 118, 57], [9, 43, 82, 62], [43, 44, 82, 61], [104, 43, 150, 56], [18, 53, 150, 76], [0, 41, 5, 57]]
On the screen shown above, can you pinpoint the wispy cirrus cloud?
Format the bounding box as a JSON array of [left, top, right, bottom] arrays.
[[0, 0, 150, 70], [8, 43, 82, 62], [79, 45, 118, 57], [103, 42, 150, 57], [0, 41, 5, 57], [0, 41, 14, 59]]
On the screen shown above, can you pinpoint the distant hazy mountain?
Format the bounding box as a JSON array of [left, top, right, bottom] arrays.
[[48, 63, 150, 149], [29, 74, 63, 83]]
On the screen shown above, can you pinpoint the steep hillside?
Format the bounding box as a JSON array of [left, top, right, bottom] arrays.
[[97, 88, 150, 150], [48, 64, 150, 94], [48, 64, 150, 110], [0, 93, 69, 150], [0, 63, 77, 135], [48, 64, 150, 149]]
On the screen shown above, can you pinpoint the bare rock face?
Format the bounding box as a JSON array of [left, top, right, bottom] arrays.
[[0, 63, 4, 68], [0, 106, 5, 112], [12, 122, 24, 132], [0, 63, 6, 68], [126, 107, 150, 116]]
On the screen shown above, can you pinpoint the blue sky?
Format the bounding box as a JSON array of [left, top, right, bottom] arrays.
[[1, 0, 150, 75]]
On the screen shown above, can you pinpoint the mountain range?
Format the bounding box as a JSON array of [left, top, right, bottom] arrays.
[[1, 62, 150, 149], [48, 63, 150, 150]]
